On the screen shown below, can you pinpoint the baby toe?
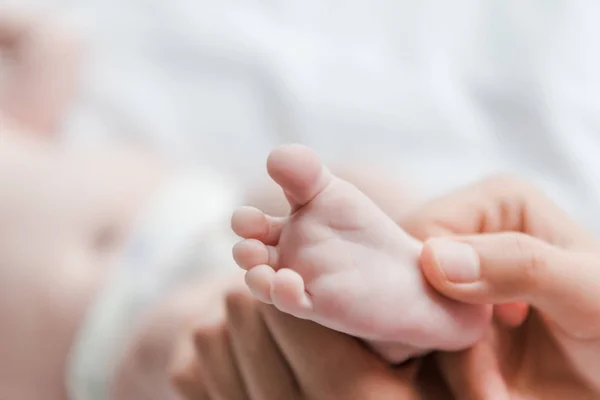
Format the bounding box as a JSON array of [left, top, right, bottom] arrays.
[[231, 206, 267, 237], [245, 265, 275, 304], [231, 206, 284, 245], [271, 268, 313, 318], [232, 239, 269, 270], [232, 239, 279, 270]]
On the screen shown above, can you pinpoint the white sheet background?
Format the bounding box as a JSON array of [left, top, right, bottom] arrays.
[[8, 0, 600, 233]]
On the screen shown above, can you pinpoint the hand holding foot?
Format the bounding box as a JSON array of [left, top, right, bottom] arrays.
[[232, 144, 490, 362]]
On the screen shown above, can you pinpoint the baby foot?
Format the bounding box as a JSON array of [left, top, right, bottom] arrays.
[[231, 144, 491, 362]]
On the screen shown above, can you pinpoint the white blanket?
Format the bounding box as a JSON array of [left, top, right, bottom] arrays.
[[14, 0, 600, 232]]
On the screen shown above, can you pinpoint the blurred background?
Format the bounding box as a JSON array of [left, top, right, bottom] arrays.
[[6, 0, 600, 231], [4, 1, 600, 399]]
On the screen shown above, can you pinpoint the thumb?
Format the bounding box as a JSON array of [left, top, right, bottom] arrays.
[[422, 233, 600, 340]]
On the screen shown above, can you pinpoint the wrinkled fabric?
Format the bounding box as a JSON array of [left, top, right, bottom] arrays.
[[14, 0, 600, 230]]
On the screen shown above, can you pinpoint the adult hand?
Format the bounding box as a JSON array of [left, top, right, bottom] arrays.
[[171, 288, 441, 400], [402, 176, 600, 398], [113, 274, 241, 400]]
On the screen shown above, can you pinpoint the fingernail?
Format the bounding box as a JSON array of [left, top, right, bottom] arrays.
[[429, 240, 480, 283]]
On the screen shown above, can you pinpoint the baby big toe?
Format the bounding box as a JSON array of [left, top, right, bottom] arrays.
[[266, 144, 332, 209], [231, 206, 284, 245]]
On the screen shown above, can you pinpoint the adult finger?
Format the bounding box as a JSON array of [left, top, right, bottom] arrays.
[[401, 176, 595, 251], [225, 290, 300, 400], [422, 233, 600, 339], [170, 336, 210, 399], [436, 337, 511, 400], [494, 302, 530, 328], [193, 323, 249, 400], [171, 360, 209, 400], [400, 176, 544, 327], [260, 304, 421, 400]]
